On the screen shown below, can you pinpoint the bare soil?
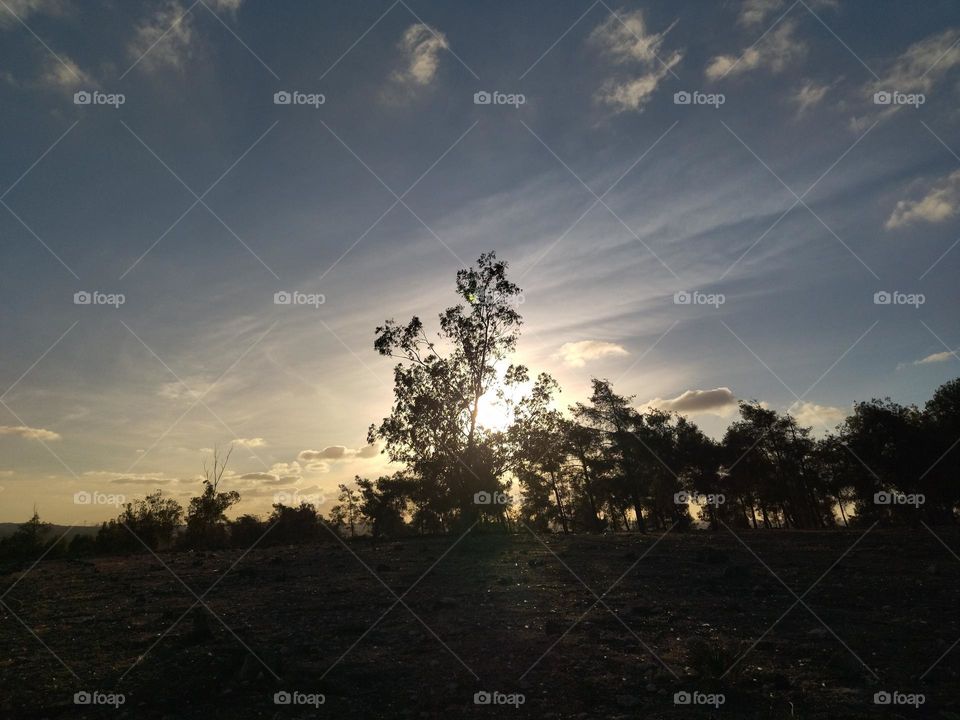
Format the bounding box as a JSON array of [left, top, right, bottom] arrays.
[[1, 528, 959, 719]]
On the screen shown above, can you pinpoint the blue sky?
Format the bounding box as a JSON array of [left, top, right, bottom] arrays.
[[1, 0, 959, 523]]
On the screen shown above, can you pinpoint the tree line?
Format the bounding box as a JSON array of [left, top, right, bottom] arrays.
[[2, 253, 957, 566]]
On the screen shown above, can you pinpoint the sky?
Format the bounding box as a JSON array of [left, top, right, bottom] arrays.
[[1, 0, 958, 524]]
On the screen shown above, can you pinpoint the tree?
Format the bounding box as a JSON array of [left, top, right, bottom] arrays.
[[369, 252, 523, 527], [329, 483, 363, 537], [184, 445, 241, 548]]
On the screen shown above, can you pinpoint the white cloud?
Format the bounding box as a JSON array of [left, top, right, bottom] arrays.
[[788, 401, 847, 429], [0, 425, 61, 441], [792, 79, 830, 113], [737, 0, 836, 27], [899, 350, 957, 369], [297, 444, 379, 462], [0, 0, 67, 27], [589, 10, 682, 113], [645, 387, 737, 414], [886, 170, 960, 229], [128, 0, 197, 72], [38, 55, 92, 92], [706, 19, 805, 80], [234, 437, 266, 448], [556, 340, 629, 368], [874, 29, 960, 95], [392, 23, 448, 86]]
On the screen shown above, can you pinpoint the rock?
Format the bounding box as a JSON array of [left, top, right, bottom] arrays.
[[376, 563, 391, 572], [437, 596, 457, 608], [616, 694, 640, 707]]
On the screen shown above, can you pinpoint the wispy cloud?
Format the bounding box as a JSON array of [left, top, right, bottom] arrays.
[[392, 23, 448, 86], [589, 10, 681, 113], [706, 19, 806, 80], [899, 350, 957, 369]]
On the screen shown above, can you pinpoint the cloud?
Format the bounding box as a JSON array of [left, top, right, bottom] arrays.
[[788, 401, 847, 429], [392, 23, 448, 86], [557, 340, 629, 368], [38, 55, 93, 92], [706, 19, 805, 80], [646, 387, 737, 414], [589, 10, 682, 113], [0, 425, 61, 441], [297, 444, 379, 462], [853, 30, 960, 130], [899, 350, 957, 369], [791, 79, 830, 113], [234, 437, 266, 448], [0, 0, 68, 27], [873, 29, 960, 95], [128, 0, 197, 72], [886, 170, 960, 229], [737, 0, 836, 27]]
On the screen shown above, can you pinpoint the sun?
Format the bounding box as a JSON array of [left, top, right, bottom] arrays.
[[475, 392, 513, 431]]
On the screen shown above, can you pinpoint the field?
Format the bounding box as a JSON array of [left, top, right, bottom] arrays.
[[2, 527, 959, 719]]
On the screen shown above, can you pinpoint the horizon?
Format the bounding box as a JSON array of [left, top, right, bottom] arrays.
[[2, 0, 959, 525]]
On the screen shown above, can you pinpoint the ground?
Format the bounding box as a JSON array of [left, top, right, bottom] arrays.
[[1, 527, 959, 719]]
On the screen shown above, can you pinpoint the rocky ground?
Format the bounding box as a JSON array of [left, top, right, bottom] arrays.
[[1, 527, 959, 719]]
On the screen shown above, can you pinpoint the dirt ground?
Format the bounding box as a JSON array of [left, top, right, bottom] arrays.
[[1, 527, 959, 719]]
